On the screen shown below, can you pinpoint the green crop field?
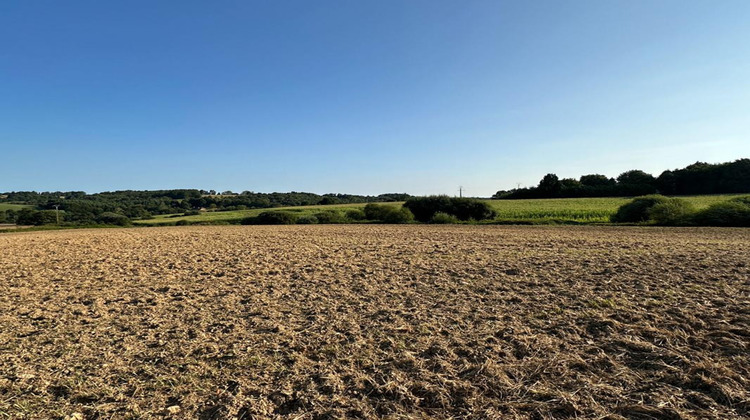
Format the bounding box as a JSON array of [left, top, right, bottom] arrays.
[[485, 197, 627, 223], [133, 194, 748, 226], [0, 203, 30, 211], [484, 194, 748, 223]]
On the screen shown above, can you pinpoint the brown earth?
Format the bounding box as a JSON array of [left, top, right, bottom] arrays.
[[0, 225, 748, 419]]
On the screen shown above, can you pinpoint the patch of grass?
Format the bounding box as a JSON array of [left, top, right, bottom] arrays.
[[0, 203, 31, 211]]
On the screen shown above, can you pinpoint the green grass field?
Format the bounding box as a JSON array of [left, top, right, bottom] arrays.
[[134, 194, 748, 226], [0, 203, 31, 211]]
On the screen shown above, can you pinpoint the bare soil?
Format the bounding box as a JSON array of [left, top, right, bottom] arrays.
[[1, 225, 748, 419]]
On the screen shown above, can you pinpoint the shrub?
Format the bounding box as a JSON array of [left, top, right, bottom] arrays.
[[692, 201, 750, 227], [402, 196, 451, 222], [364, 204, 413, 223], [345, 209, 366, 221], [729, 195, 750, 206], [610, 195, 669, 223], [403, 196, 497, 222], [243, 211, 298, 225], [97, 212, 132, 226], [647, 198, 695, 225], [183, 210, 200, 216], [175, 219, 190, 226], [430, 212, 458, 224], [296, 215, 319, 224], [383, 207, 414, 224], [314, 210, 347, 224], [364, 203, 394, 220], [449, 198, 497, 221]]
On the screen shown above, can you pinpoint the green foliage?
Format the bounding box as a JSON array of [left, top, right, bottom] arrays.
[[430, 212, 458, 224], [131, 194, 749, 227], [580, 174, 615, 187], [647, 198, 695, 225], [384, 207, 414, 223], [610, 195, 669, 223], [0, 190, 413, 224], [318, 196, 340, 205], [538, 173, 562, 196], [243, 211, 298, 225], [175, 219, 190, 226], [729, 195, 750, 206], [96, 212, 132, 226], [296, 215, 319, 224], [15, 209, 60, 226], [692, 201, 750, 227], [364, 203, 394, 220], [345, 209, 366, 221], [0, 210, 6, 223], [616, 170, 657, 196], [313, 210, 347, 224], [364, 204, 413, 223], [403, 196, 496, 222], [616, 170, 656, 186], [496, 159, 750, 199]]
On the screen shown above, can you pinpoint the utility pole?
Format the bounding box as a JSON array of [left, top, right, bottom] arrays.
[[53, 205, 60, 225], [459, 186, 463, 198]]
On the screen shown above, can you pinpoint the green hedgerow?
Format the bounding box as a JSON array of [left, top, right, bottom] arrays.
[[647, 198, 695, 225], [692, 201, 750, 227], [430, 212, 459, 224], [610, 195, 669, 223]]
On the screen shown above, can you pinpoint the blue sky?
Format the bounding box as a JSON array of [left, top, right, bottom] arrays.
[[2, 1, 749, 196]]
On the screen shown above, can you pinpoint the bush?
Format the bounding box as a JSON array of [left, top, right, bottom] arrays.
[[242, 211, 298, 225], [175, 219, 190, 226], [345, 209, 366, 221], [692, 201, 750, 227], [183, 210, 200, 216], [729, 195, 750, 206], [314, 210, 347, 224], [364, 203, 393, 220], [403, 196, 497, 222], [647, 198, 695, 225], [383, 207, 414, 223], [364, 204, 413, 223], [97, 212, 132, 226], [296, 215, 319, 224], [430, 212, 459, 224], [449, 198, 497, 221], [610, 195, 669, 223]]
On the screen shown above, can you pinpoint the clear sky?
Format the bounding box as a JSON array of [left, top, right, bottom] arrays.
[[2, 1, 749, 196]]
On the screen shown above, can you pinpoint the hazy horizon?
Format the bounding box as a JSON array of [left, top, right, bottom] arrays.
[[3, 1, 750, 196]]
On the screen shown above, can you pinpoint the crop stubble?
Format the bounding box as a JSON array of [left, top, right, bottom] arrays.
[[0, 225, 748, 419]]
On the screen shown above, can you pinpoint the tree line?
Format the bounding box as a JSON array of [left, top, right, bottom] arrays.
[[493, 158, 750, 199], [0, 190, 411, 226]]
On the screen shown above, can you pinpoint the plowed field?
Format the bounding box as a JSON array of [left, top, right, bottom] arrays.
[[1, 226, 748, 419]]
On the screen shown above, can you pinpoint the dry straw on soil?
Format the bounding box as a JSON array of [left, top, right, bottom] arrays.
[[1, 225, 748, 419]]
